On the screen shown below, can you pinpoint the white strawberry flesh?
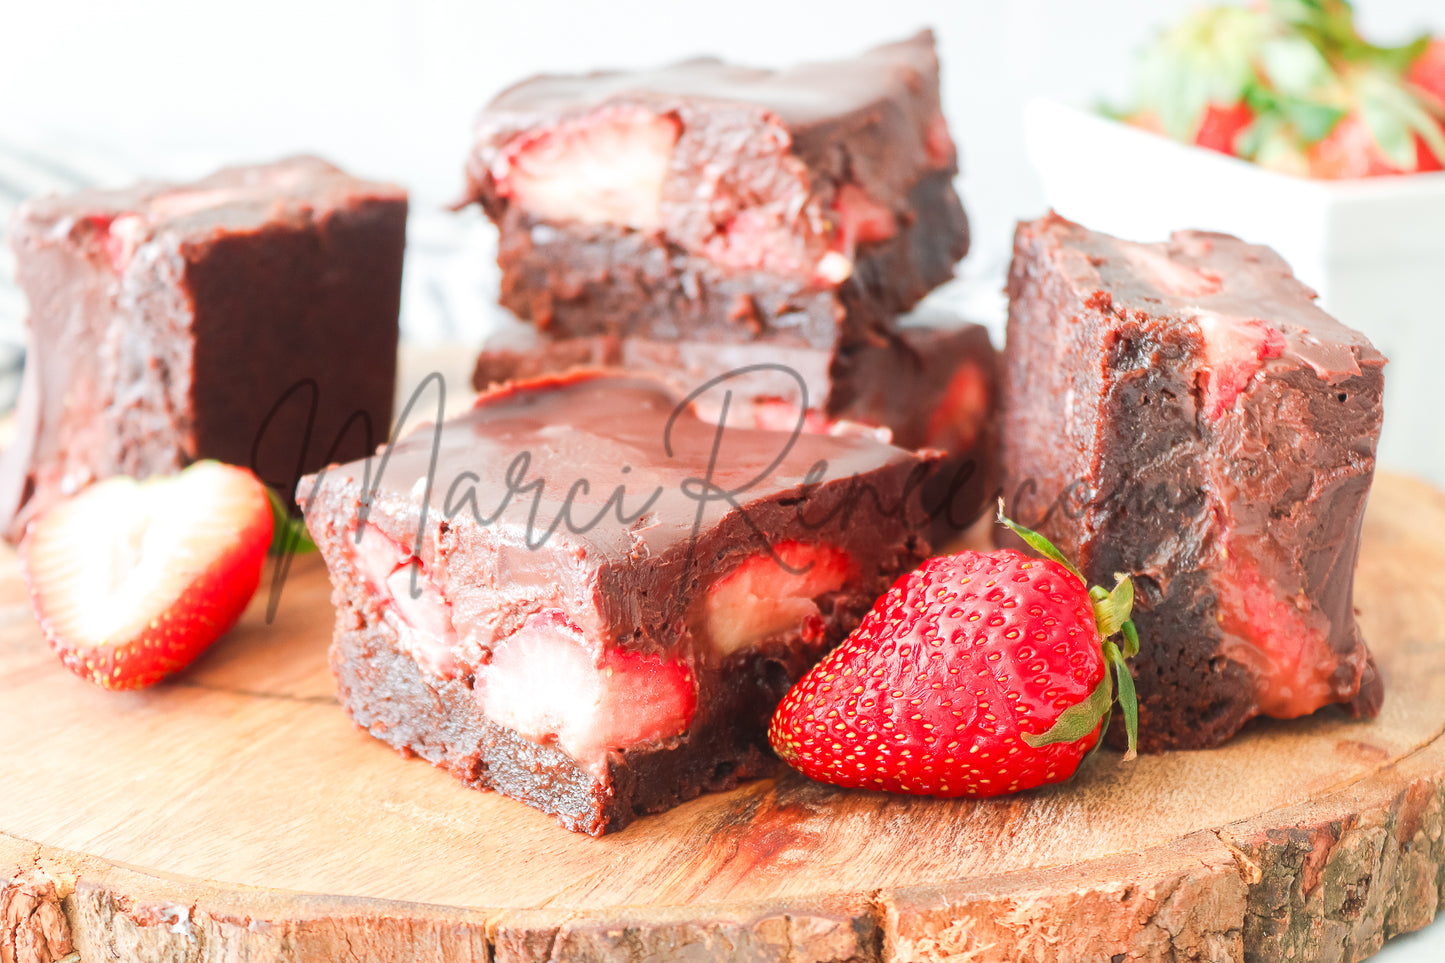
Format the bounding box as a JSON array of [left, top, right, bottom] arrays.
[[384, 561, 460, 678], [353, 523, 408, 590], [703, 541, 855, 656], [102, 213, 147, 273], [493, 107, 680, 231], [1194, 311, 1286, 419], [80, 212, 147, 274], [350, 528, 693, 761], [20, 461, 273, 690], [742, 399, 836, 435], [350, 525, 459, 678], [478, 611, 696, 770]]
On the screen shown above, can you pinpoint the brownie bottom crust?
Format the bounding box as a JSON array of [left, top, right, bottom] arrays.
[[331, 599, 858, 836]]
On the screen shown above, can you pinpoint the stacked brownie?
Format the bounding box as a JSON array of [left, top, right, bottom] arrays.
[[470, 311, 999, 540], [292, 33, 1000, 834], [459, 30, 998, 542], [461, 30, 968, 348]]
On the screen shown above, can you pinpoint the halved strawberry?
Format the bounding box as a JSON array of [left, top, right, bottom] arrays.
[[478, 611, 696, 766], [20, 461, 274, 690], [701, 541, 856, 656]]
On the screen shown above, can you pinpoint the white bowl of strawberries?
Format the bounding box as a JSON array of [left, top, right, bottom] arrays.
[[1024, 1, 1445, 485]]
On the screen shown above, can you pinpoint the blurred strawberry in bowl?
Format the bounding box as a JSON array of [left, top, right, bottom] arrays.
[[1117, 0, 1445, 180], [1408, 38, 1445, 105]]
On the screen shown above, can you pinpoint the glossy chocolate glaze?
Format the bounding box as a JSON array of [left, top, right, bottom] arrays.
[[1002, 213, 1385, 752], [470, 315, 1002, 542], [471, 323, 831, 413], [0, 156, 406, 541], [301, 373, 942, 833], [14, 155, 396, 239], [303, 371, 939, 651]]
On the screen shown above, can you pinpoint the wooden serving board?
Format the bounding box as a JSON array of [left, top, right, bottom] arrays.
[[3, 473, 1445, 963]]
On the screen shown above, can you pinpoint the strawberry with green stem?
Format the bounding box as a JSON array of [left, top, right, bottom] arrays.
[[769, 505, 1139, 798]]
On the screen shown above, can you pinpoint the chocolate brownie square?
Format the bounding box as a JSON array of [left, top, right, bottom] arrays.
[[299, 372, 943, 834], [461, 31, 968, 350], [1001, 213, 1385, 751], [0, 156, 406, 540]]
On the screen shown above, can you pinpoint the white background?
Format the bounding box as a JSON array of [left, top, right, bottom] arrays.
[[2, 0, 1441, 272], [2, 3, 1444, 958]]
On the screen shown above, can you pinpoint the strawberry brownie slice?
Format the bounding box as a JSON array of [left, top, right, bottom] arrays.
[[460, 31, 968, 351], [1001, 213, 1385, 752], [299, 372, 943, 834]]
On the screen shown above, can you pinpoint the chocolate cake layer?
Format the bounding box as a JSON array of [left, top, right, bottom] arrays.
[[300, 372, 943, 834], [462, 32, 969, 349], [471, 315, 1001, 541], [0, 156, 406, 541], [1001, 213, 1385, 752]]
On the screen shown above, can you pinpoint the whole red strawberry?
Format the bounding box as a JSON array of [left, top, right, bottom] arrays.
[[769, 509, 1138, 797], [1407, 38, 1445, 107]]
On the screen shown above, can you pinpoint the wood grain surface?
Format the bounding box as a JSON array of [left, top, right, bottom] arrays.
[[3, 472, 1445, 963]]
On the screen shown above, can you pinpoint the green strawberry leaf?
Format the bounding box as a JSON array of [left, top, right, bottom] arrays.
[[1359, 79, 1419, 169], [1370, 35, 1431, 75], [1024, 668, 1113, 749], [1121, 620, 1141, 660], [1282, 98, 1348, 143], [995, 500, 1086, 586], [1260, 35, 1334, 97], [267, 486, 317, 556], [1266, 0, 1427, 75], [1105, 640, 1140, 761], [1241, 111, 1315, 173], [1082, 706, 1115, 766], [1234, 108, 1281, 158], [1362, 71, 1445, 168], [1092, 575, 1135, 638]]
